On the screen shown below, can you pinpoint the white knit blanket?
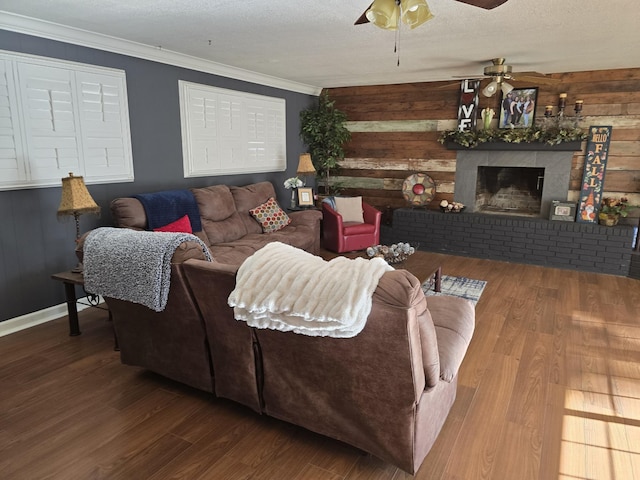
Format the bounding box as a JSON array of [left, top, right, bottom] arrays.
[[228, 242, 393, 338], [84, 227, 212, 312]]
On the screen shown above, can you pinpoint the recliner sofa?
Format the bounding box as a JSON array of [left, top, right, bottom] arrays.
[[81, 181, 321, 392], [181, 257, 475, 474]]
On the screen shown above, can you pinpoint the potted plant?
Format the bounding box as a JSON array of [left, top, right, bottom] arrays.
[[300, 92, 351, 195], [598, 197, 635, 226], [284, 176, 304, 208]]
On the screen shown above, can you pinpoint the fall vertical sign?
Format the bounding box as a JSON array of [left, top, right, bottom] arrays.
[[576, 126, 613, 223]]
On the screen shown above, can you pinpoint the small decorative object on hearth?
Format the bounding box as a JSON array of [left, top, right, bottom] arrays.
[[598, 197, 635, 226], [439, 200, 465, 213], [284, 176, 304, 209], [366, 242, 417, 265]]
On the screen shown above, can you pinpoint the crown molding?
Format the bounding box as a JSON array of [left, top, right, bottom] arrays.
[[0, 11, 322, 96]]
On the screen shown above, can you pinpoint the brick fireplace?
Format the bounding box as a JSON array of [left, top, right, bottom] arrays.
[[381, 144, 636, 277]]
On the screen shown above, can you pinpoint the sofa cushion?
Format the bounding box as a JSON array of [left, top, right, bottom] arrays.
[[334, 196, 364, 223], [230, 182, 278, 235], [192, 185, 248, 244], [249, 197, 291, 233], [208, 244, 261, 265], [153, 214, 193, 233]]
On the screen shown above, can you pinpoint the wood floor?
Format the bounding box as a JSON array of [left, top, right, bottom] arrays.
[[2, 254, 639, 479]]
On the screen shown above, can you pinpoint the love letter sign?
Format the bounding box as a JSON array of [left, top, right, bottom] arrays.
[[457, 80, 480, 131]]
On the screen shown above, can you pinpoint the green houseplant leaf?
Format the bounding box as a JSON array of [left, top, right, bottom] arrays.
[[300, 92, 351, 195]]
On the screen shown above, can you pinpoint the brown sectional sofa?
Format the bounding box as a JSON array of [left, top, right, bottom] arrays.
[[182, 259, 475, 474], [82, 180, 475, 474], [95, 181, 321, 392]]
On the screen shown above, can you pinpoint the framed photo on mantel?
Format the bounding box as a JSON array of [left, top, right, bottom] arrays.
[[499, 87, 538, 129]]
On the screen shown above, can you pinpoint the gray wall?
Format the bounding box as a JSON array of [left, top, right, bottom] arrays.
[[0, 30, 316, 323]]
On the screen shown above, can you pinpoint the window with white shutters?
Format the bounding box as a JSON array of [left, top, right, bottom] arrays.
[[179, 81, 286, 177], [0, 58, 25, 184], [0, 50, 133, 190]]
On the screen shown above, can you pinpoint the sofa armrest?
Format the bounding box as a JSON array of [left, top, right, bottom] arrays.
[[75, 230, 211, 264], [363, 202, 381, 228], [321, 202, 343, 226], [321, 203, 344, 251], [287, 209, 323, 228], [425, 296, 475, 382], [171, 240, 212, 263]]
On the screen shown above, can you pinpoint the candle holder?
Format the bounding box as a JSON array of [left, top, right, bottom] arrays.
[[539, 93, 584, 130]]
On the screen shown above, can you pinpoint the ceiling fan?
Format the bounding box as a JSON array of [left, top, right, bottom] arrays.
[[454, 58, 560, 97], [354, 0, 510, 26]]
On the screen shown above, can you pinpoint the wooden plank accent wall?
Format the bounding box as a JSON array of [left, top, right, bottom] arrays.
[[324, 68, 640, 215]]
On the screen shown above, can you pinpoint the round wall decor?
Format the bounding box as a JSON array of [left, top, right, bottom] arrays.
[[402, 173, 435, 206]]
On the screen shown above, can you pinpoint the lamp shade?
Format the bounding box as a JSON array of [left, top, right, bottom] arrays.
[[57, 172, 100, 217], [366, 0, 400, 30], [401, 0, 434, 29], [296, 153, 316, 176]]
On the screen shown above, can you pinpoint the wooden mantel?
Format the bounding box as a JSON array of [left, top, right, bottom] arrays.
[[444, 140, 583, 151]]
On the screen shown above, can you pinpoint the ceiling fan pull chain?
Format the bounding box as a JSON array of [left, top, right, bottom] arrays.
[[395, 19, 401, 66]]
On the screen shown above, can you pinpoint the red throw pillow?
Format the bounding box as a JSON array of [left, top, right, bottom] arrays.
[[153, 214, 193, 233]]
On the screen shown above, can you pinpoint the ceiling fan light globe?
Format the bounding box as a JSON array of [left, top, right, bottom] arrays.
[[482, 80, 498, 97], [366, 0, 400, 30], [401, 0, 434, 29], [501, 81, 514, 95], [402, 0, 425, 12]]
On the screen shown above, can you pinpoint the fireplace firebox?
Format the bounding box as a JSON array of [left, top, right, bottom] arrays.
[[453, 150, 575, 217], [476, 166, 545, 216]]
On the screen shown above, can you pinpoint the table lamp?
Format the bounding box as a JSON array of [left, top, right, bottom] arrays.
[[57, 172, 101, 273], [296, 153, 316, 186]]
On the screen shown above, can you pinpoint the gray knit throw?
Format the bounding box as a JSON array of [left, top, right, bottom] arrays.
[[84, 227, 212, 312]]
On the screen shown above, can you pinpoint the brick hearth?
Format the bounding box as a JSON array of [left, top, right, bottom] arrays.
[[382, 209, 635, 277]]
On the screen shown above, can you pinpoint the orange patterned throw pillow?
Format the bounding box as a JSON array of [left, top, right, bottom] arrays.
[[249, 197, 291, 233]]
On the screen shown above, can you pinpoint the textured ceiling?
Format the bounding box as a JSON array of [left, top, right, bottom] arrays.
[[1, 0, 639, 92]]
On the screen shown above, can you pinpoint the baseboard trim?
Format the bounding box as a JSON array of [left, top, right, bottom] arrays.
[[0, 296, 102, 337]]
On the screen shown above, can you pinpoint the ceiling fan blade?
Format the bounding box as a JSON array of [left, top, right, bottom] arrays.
[[454, 0, 509, 9], [510, 72, 560, 85], [354, 2, 373, 25]]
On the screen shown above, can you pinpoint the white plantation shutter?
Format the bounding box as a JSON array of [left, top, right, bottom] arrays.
[[0, 50, 133, 190], [76, 71, 132, 180], [0, 58, 25, 183], [179, 81, 286, 177], [17, 61, 81, 183]]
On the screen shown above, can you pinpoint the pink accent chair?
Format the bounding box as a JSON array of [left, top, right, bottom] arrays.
[[322, 200, 381, 253]]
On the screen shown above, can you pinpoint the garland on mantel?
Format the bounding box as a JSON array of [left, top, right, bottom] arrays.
[[438, 125, 587, 149]]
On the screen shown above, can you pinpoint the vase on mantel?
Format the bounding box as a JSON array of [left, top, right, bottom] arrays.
[[598, 212, 619, 226]]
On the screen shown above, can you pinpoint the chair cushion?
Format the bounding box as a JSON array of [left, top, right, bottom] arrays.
[[334, 196, 364, 223], [343, 222, 376, 235], [249, 197, 292, 233]]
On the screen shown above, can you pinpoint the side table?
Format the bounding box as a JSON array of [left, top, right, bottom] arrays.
[[51, 270, 109, 337]]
